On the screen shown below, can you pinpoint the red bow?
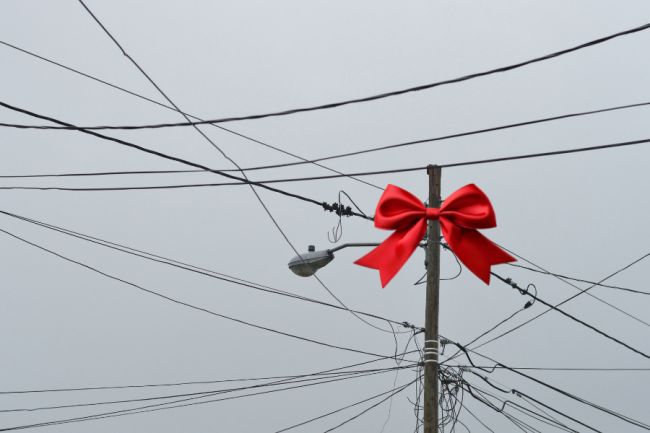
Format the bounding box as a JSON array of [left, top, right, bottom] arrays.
[[355, 184, 515, 287]]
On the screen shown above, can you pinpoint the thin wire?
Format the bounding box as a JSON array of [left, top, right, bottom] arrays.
[[0, 99, 371, 220], [0, 225, 390, 359], [0, 367, 413, 413], [499, 244, 650, 328], [0, 208, 414, 330], [321, 378, 417, 432], [452, 366, 650, 372], [273, 378, 417, 432], [67, 0, 382, 189], [469, 251, 650, 351], [5, 22, 650, 129], [1, 366, 416, 414], [0, 367, 413, 432], [0, 356, 418, 395], [490, 271, 650, 360], [507, 262, 650, 295], [450, 345, 650, 430], [0, 99, 647, 178]]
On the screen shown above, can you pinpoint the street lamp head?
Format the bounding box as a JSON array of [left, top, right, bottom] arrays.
[[287, 245, 334, 277]]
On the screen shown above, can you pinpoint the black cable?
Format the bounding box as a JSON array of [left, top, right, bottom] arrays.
[[5, 22, 650, 130], [468, 372, 601, 433], [507, 262, 650, 295], [462, 379, 585, 433], [472, 252, 650, 351], [273, 378, 417, 432], [446, 339, 650, 430], [0, 100, 371, 220], [0, 225, 390, 359], [0, 209, 420, 336], [499, 245, 650, 328], [76, 0, 398, 339], [1, 99, 649, 178], [0, 365, 415, 413], [490, 271, 650, 360], [321, 378, 416, 433], [458, 400, 497, 433], [4, 134, 650, 193], [451, 365, 650, 372], [0, 366, 414, 432]]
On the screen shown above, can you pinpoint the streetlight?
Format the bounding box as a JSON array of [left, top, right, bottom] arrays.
[[287, 243, 380, 277]]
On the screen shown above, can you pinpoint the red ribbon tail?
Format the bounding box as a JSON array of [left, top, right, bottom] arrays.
[[445, 229, 516, 284], [354, 226, 424, 287]]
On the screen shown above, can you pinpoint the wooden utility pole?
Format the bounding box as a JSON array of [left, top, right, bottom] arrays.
[[423, 165, 441, 433]]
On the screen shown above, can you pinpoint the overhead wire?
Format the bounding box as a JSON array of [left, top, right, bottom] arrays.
[[0, 351, 418, 396], [0, 365, 416, 432], [0, 365, 416, 414], [0, 33, 379, 190], [3, 134, 650, 192], [3, 21, 649, 129], [499, 245, 650, 329], [0, 225, 392, 359], [490, 271, 650, 360], [445, 338, 650, 430], [460, 251, 650, 353], [507, 262, 650, 295], [0, 99, 371, 220], [0, 208, 418, 332], [273, 377, 418, 433], [0, 99, 648, 178]]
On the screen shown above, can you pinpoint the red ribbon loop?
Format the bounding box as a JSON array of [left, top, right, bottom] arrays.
[[354, 184, 515, 287]]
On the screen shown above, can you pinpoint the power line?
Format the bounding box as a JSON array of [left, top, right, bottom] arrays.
[[507, 263, 650, 295], [0, 39, 380, 189], [0, 99, 371, 220], [0, 353, 416, 396], [452, 366, 650, 372], [450, 345, 650, 430], [75, 0, 384, 339], [0, 366, 415, 431], [0, 365, 415, 413], [2, 135, 650, 192], [0, 225, 391, 359], [490, 271, 650, 360], [462, 378, 593, 433], [273, 378, 417, 432], [0, 209, 418, 332], [501, 246, 650, 328], [471, 251, 650, 352], [3, 22, 649, 130], [321, 379, 416, 433], [1, 100, 648, 178]]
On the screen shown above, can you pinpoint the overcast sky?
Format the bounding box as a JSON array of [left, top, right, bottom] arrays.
[[1, 1, 649, 432]]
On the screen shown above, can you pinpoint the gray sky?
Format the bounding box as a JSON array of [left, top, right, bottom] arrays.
[[1, 1, 649, 431]]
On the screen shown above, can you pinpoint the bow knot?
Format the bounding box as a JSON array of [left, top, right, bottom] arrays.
[[425, 207, 440, 220], [355, 184, 515, 287]]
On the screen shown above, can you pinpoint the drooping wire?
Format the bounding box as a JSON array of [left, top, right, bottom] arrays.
[[0, 366, 416, 432], [442, 337, 650, 430], [0, 225, 391, 359], [75, 0, 393, 343], [466, 251, 650, 353], [490, 272, 650, 360], [0, 366, 415, 414], [0, 208, 415, 331], [5, 21, 650, 129], [507, 262, 650, 295], [497, 244, 650, 328], [327, 190, 371, 243]]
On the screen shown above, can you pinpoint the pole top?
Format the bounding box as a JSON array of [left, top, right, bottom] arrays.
[[426, 164, 440, 174]]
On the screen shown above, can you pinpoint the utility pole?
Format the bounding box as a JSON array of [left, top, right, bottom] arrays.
[[423, 165, 441, 433]]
